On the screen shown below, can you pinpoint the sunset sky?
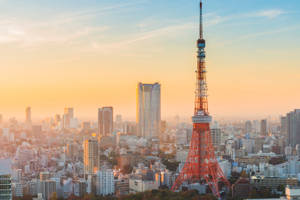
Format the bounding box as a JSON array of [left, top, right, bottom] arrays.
[[0, 0, 300, 121]]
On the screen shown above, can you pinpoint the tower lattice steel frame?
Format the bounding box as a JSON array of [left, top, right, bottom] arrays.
[[171, 1, 230, 198]]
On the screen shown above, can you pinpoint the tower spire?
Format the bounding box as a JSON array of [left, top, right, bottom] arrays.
[[200, 0, 203, 39]]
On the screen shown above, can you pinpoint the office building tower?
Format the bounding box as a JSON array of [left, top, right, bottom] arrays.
[[115, 115, 122, 131], [64, 107, 74, 119], [63, 107, 74, 129], [96, 169, 115, 196], [54, 114, 61, 125], [0, 159, 12, 200], [137, 82, 161, 139], [261, 119, 267, 136], [25, 107, 31, 126], [287, 109, 300, 147], [98, 107, 113, 137], [66, 142, 78, 161], [211, 128, 221, 148], [281, 116, 288, 135], [245, 120, 252, 134], [15, 169, 22, 183], [84, 139, 99, 175]]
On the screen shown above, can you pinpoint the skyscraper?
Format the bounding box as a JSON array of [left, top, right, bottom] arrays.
[[280, 116, 287, 135], [261, 119, 267, 136], [63, 107, 74, 129], [98, 107, 113, 137], [287, 109, 300, 147], [245, 120, 252, 134], [84, 139, 99, 175], [25, 107, 31, 127], [137, 82, 161, 139]]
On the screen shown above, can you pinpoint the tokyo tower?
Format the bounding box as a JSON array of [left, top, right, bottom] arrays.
[[171, 1, 230, 198]]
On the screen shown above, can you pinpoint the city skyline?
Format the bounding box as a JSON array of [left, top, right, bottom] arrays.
[[0, 0, 300, 120], [1, 1, 300, 199]]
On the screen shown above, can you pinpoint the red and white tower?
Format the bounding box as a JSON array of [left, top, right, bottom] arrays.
[[171, 1, 230, 198]]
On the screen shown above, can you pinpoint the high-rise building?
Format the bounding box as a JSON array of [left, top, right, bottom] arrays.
[[0, 159, 12, 200], [64, 107, 74, 119], [84, 139, 99, 175], [98, 107, 113, 137], [54, 114, 61, 126], [137, 82, 161, 139], [115, 115, 122, 131], [0, 114, 3, 124], [287, 109, 300, 147], [25, 107, 31, 123], [63, 107, 74, 129], [211, 128, 221, 148], [281, 116, 288, 135], [96, 169, 115, 196], [261, 119, 267, 136], [66, 142, 78, 161], [40, 180, 56, 200], [25, 107, 32, 129], [245, 120, 252, 134]]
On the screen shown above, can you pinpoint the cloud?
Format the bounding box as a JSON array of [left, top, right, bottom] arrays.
[[252, 9, 285, 19], [0, 0, 148, 47], [89, 22, 193, 54], [225, 25, 300, 45]]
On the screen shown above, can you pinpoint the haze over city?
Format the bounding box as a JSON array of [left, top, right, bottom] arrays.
[[2, 1, 300, 200], [1, 0, 300, 121]]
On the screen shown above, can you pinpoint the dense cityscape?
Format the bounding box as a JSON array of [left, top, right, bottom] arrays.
[[1, 0, 300, 200], [1, 87, 300, 200]]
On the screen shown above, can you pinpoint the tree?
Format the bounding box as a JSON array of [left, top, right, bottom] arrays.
[[50, 192, 58, 200], [277, 184, 286, 194], [121, 164, 133, 174]]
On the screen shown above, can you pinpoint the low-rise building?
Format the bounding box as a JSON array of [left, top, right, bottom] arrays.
[[250, 176, 298, 190], [129, 177, 159, 193]]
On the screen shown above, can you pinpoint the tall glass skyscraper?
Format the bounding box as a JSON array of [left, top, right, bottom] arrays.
[[137, 82, 161, 139], [98, 107, 113, 137]]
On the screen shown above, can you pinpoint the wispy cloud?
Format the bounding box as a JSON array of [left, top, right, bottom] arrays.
[[90, 22, 193, 54], [225, 25, 300, 45], [0, 0, 147, 47], [253, 9, 285, 19]]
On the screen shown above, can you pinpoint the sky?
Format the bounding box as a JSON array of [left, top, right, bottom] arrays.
[[0, 0, 300, 121]]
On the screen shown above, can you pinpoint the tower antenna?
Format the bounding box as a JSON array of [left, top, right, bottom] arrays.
[[200, 0, 203, 39]]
